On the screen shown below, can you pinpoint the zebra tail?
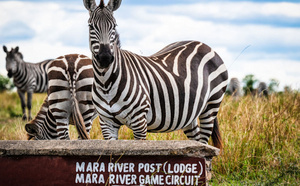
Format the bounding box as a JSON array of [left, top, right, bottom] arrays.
[[71, 95, 90, 140], [211, 117, 223, 150]]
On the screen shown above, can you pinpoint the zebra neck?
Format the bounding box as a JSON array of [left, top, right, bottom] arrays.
[[93, 55, 121, 93], [13, 62, 27, 84]]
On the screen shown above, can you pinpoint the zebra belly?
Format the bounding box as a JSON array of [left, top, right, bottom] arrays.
[[146, 96, 202, 133]]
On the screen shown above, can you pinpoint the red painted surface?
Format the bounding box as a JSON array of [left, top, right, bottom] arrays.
[[0, 155, 206, 186]]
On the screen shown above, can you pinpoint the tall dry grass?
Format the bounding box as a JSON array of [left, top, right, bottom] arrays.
[[213, 93, 300, 185], [0, 91, 299, 184], [0, 92, 46, 140]]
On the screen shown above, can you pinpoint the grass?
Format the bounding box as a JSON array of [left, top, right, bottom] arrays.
[[212, 93, 300, 185], [0, 91, 299, 185]]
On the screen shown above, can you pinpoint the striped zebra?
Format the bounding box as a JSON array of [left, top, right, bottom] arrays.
[[25, 54, 95, 140], [83, 0, 228, 148], [3, 46, 52, 121], [257, 82, 268, 98], [227, 78, 242, 99]]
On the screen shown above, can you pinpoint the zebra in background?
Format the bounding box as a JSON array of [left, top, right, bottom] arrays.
[[83, 0, 228, 148], [25, 54, 95, 140], [227, 78, 242, 99], [3, 46, 52, 121], [257, 82, 268, 98]]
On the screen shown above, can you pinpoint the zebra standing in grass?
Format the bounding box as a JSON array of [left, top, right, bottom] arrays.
[[227, 78, 242, 99], [83, 0, 228, 148], [3, 46, 52, 121], [257, 82, 268, 98], [25, 54, 95, 140]]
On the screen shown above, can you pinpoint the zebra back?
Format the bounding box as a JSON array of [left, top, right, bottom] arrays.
[[4, 46, 51, 93]]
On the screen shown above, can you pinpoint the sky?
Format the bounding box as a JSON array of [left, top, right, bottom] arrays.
[[0, 0, 299, 91]]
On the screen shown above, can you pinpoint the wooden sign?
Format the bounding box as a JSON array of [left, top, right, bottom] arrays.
[[0, 155, 206, 186]]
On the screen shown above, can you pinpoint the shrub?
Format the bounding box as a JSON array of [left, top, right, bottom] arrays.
[[0, 74, 14, 92]]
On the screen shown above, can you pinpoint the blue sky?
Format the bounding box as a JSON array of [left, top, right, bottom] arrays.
[[0, 0, 299, 90]]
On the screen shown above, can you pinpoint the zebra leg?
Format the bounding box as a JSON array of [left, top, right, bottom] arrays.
[[56, 119, 70, 140], [198, 116, 215, 145], [49, 100, 72, 140], [84, 110, 98, 135], [99, 118, 120, 140], [183, 119, 201, 141], [130, 118, 147, 140], [17, 89, 27, 120], [77, 97, 94, 138], [27, 91, 33, 121]]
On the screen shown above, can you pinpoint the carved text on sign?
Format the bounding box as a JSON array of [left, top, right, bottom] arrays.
[[74, 156, 205, 185]]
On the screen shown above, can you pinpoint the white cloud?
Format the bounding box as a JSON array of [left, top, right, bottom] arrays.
[[227, 59, 300, 90], [262, 2, 300, 18], [0, 1, 299, 91]]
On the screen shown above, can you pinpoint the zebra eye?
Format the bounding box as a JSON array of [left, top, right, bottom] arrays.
[[93, 45, 100, 53], [88, 23, 94, 29], [110, 30, 116, 41]]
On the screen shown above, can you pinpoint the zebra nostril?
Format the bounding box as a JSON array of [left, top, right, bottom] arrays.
[[7, 70, 13, 78], [96, 53, 114, 68], [96, 44, 114, 68]]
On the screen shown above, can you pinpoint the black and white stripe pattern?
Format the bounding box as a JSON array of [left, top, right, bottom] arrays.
[[25, 54, 95, 140], [3, 46, 52, 120], [84, 0, 228, 148], [25, 96, 57, 140]]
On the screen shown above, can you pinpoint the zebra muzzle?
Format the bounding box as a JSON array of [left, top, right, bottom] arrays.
[[7, 70, 13, 78], [96, 44, 114, 68]]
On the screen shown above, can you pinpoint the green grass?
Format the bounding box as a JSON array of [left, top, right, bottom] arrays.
[[0, 91, 299, 185]]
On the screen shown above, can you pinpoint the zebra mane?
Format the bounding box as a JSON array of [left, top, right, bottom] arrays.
[[13, 49, 23, 60], [99, 0, 105, 9], [16, 51, 23, 60], [116, 31, 121, 48], [7, 47, 23, 60]]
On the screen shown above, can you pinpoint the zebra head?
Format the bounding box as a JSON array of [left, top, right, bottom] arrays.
[[3, 46, 23, 78], [25, 123, 42, 140], [83, 0, 121, 69], [25, 122, 56, 140]]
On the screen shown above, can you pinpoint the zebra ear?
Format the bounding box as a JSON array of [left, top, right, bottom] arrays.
[[3, 45, 8, 53], [14, 46, 19, 53], [107, 0, 122, 11], [3, 45, 7, 53], [83, 0, 97, 12], [25, 124, 39, 136]]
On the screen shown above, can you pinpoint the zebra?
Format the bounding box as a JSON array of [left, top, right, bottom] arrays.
[[257, 82, 268, 98], [227, 78, 242, 99], [25, 54, 95, 140], [3, 45, 52, 121], [83, 0, 228, 148]]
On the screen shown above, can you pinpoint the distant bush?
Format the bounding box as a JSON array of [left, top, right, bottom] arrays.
[[0, 74, 14, 92]]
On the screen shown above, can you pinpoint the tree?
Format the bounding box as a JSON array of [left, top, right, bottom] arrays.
[[268, 79, 279, 94], [284, 85, 292, 93], [0, 74, 14, 92], [242, 74, 257, 95]]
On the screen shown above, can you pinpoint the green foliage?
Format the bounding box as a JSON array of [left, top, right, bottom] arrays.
[[242, 74, 257, 95], [268, 78, 280, 93], [0, 74, 14, 92]]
